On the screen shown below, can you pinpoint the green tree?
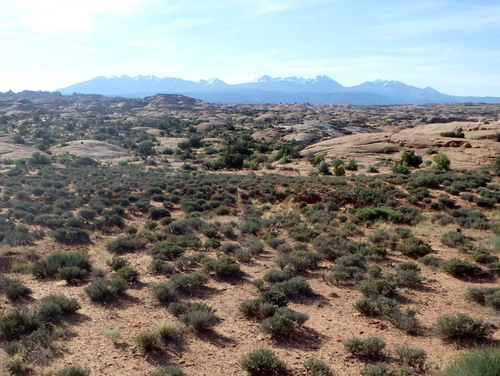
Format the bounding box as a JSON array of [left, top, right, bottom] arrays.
[[433, 152, 451, 171]]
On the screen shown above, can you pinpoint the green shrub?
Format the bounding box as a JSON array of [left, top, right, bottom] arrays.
[[149, 242, 185, 260], [360, 363, 394, 376], [395, 345, 427, 370], [433, 152, 451, 170], [418, 255, 442, 268], [435, 313, 492, 342], [134, 331, 159, 353], [180, 309, 218, 331], [34, 251, 91, 281], [466, 287, 499, 305], [259, 290, 289, 307], [53, 366, 90, 376], [39, 294, 80, 314], [442, 259, 483, 277], [437, 347, 500, 376], [400, 150, 422, 168], [263, 269, 294, 283], [0, 308, 40, 341], [240, 348, 286, 375], [52, 227, 90, 245], [107, 256, 128, 271], [472, 249, 498, 264], [152, 283, 178, 305], [397, 237, 431, 257], [1, 277, 32, 300], [303, 358, 331, 376], [4, 354, 27, 375], [344, 336, 386, 360], [169, 272, 208, 294], [106, 234, 148, 254], [203, 256, 243, 278], [114, 266, 139, 283], [441, 231, 470, 248], [85, 277, 128, 303], [359, 278, 397, 298], [273, 277, 313, 297], [260, 308, 308, 338]]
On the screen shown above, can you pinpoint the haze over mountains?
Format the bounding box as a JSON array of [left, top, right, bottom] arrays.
[[55, 75, 500, 106]]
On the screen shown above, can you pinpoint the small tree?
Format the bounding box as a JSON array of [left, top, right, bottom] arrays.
[[400, 150, 422, 168], [332, 158, 345, 176], [433, 152, 451, 171]]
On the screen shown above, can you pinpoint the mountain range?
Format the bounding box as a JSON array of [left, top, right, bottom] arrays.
[[50, 74, 499, 105]]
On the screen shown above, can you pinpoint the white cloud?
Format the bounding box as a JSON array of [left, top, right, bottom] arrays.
[[4, 0, 154, 33]]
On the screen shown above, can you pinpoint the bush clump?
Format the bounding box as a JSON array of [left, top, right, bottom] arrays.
[[106, 234, 148, 254], [437, 347, 500, 376], [52, 366, 90, 376], [33, 251, 91, 282], [1, 277, 32, 300], [303, 358, 331, 376], [344, 336, 386, 360], [435, 313, 492, 342], [241, 348, 286, 375], [52, 227, 90, 245], [149, 366, 186, 376], [397, 237, 432, 257], [203, 256, 243, 279], [85, 277, 128, 303], [442, 258, 483, 277]]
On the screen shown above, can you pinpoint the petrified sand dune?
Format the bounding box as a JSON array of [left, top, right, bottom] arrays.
[[0, 137, 50, 162], [50, 140, 131, 161]]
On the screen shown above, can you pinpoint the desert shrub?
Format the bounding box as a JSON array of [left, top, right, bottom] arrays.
[[273, 277, 314, 298], [484, 291, 500, 310], [354, 206, 421, 225], [4, 225, 35, 246], [103, 328, 122, 344], [169, 272, 208, 294], [442, 259, 483, 277], [203, 256, 243, 279], [303, 358, 331, 376], [239, 299, 278, 319], [106, 234, 148, 254], [263, 269, 294, 283], [221, 242, 242, 254], [39, 294, 80, 314], [4, 353, 26, 375], [247, 236, 265, 255], [52, 227, 90, 245], [418, 255, 442, 268], [354, 298, 379, 316], [392, 162, 410, 174], [397, 237, 431, 257], [277, 251, 322, 272], [450, 208, 489, 230], [241, 219, 262, 235], [240, 348, 286, 376], [266, 237, 285, 249], [472, 249, 498, 264], [435, 313, 492, 342], [400, 150, 422, 168], [1, 277, 32, 300], [149, 207, 170, 220], [149, 242, 184, 260], [53, 366, 90, 376], [433, 152, 451, 170], [437, 347, 500, 376], [33, 251, 91, 281], [259, 308, 308, 337], [259, 290, 289, 307], [359, 278, 397, 298], [289, 224, 319, 242], [180, 309, 218, 331], [466, 287, 499, 305], [441, 231, 470, 248], [134, 331, 159, 353], [149, 366, 186, 376], [152, 283, 179, 305], [107, 256, 128, 271], [395, 345, 427, 370], [114, 266, 139, 283], [344, 336, 386, 360], [85, 277, 128, 303], [0, 308, 40, 341], [438, 194, 456, 207]]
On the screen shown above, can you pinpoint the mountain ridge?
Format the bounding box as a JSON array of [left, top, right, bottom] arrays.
[[19, 74, 500, 105]]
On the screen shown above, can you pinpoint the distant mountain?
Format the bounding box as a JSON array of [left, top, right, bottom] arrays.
[[57, 75, 500, 105]]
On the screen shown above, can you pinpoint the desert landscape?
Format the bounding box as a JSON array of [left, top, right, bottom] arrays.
[[0, 93, 499, 376]]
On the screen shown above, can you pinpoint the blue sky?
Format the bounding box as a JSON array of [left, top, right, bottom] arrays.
[[1, 0, 500, 96]]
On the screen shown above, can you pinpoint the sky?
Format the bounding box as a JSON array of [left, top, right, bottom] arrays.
[[1, 0, 500, 96]]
